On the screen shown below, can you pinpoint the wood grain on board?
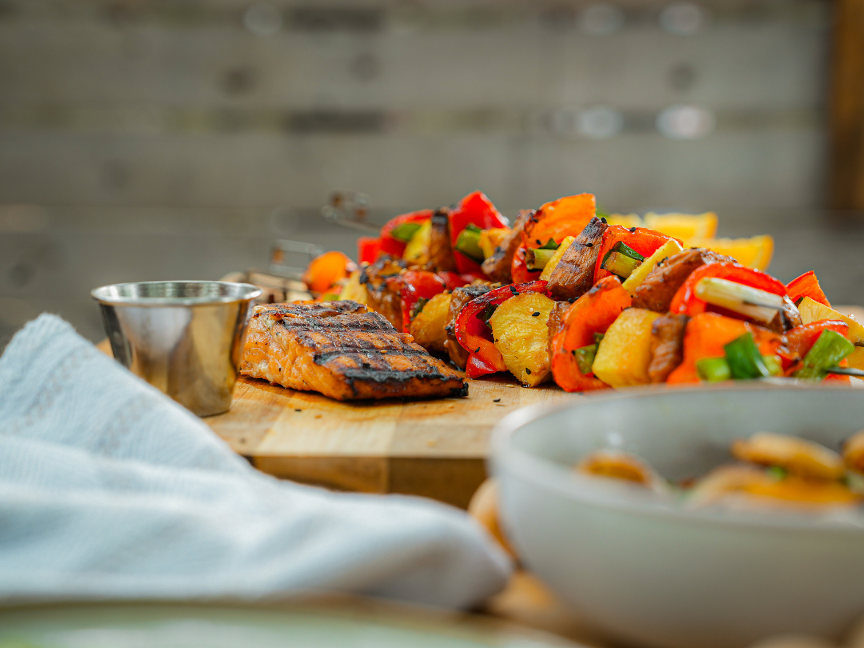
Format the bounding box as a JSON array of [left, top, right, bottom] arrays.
[[207, 375, 577, 509]]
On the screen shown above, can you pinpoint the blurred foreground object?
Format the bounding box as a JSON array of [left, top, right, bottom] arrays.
[[0, 314, 510, 607], [92, 281, 261, 417]]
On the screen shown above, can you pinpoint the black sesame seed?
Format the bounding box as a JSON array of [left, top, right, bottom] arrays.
[[295, 409, 302, 412], [525, 368, 532, 374], [536, 239, 542, 245], [629, 227, 637, 233], [568, 297, 576, 303], [493, 398, 501, 402], [532, 311, 540, 317], [585, 242, 593, 248]]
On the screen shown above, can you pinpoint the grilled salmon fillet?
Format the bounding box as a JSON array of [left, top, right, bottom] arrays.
[[240, 301, 468, 401]]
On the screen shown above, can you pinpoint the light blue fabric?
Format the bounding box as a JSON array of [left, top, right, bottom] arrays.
[[0, 314, 511, 607]]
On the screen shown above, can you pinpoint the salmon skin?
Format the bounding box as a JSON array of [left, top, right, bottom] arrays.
[[240, 300, 468, 401]]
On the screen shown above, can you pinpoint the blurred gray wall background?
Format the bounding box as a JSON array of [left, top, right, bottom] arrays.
[[1, 0, 860, 347]]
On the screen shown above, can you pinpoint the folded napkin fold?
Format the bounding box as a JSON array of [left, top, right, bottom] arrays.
[[0, 314, 511, 608]]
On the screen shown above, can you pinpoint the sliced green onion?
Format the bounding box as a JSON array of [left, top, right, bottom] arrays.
[[723, 333, 771, 380], [391, 221, 423, 242], [793, 330, 855, 381], [593, 332, 605, 345], [539, 238, 559, 250], [455, 224, 485, 261], [526, 246, 558, 271], [477, 302, 498, 329], [761, 355, 783, 376], [696, 357, 732, 382], [574, 344, 597, 375], [766, 466, 787, 481], [612, 241, 645, 262], [600, 245, 644, 278], [694, 277, 785, 324]]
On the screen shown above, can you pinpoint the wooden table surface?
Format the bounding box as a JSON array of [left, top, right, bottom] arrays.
[[207, 374, 577, 509]]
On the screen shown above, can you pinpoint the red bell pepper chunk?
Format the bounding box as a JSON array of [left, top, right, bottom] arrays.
[[357, 237, 381, 264], [786, 270, 831, 308], [389, 270, 447, 333], [669, 263, 788, 317], [594, 225, 680, 283], [454, 281, 551, 378], [448, 191, 509, 275], [379, 209, 433, 258], [782, 320, 849, 363], [548, 276, 631, 392], [510, 246, 543, 284], [466, 354, 501, 380]]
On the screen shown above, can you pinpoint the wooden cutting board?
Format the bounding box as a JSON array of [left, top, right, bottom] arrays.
[[207, 375, 578, 509]]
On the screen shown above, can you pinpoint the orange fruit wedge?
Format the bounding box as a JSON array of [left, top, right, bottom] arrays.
[[643, 212, 718, 241], [687, 235, 774, 271]]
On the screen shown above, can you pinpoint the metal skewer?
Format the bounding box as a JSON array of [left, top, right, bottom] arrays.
[[826, 366, 864, 378]]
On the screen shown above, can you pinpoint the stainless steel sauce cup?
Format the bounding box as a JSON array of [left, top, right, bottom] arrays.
[[91, 281, 262, 417]]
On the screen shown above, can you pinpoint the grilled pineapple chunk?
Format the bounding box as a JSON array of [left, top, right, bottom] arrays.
[[489, 293, 556, 386], [479, 228, 511, 259], [339, 270, 369, 306], [539, 236, 576, 282], [592, 308, 660, 388], [409, 292, 451, 353], [403, 219, 432, 265]]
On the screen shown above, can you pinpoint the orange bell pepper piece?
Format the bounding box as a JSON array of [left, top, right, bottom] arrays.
[[549, 276, 631, 392], [667, 313, 783, 384], [303, 251, 357, 294], [522, 193, 597, 247]]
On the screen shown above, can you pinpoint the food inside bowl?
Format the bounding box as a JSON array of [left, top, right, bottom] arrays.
[[301, 190, 864, 394], [577, 430, 864, 510]]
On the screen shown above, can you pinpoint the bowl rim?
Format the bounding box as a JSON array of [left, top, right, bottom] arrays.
[[490, 383, 864, 533], [91, 281, 262, 307]]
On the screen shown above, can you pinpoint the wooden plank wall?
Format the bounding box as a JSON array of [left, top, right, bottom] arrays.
[[830, 0, 864, 210]]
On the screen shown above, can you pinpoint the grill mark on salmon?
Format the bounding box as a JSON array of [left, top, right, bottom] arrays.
[[241, 301, 468, 400], [547, 217, 608, 300]]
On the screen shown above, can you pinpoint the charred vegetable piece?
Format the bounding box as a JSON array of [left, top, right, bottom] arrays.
[[481, 210, 532, 283], [622, 239, 684, 296], [488, 292, 557, 386], [793, 329, 855, 380], [647, 313, 688, 383], [723, 333, 772, 380], [547, 217, 609, 301]]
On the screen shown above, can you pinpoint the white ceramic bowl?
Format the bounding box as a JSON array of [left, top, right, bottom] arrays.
[[491, 385, 864, 648]]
